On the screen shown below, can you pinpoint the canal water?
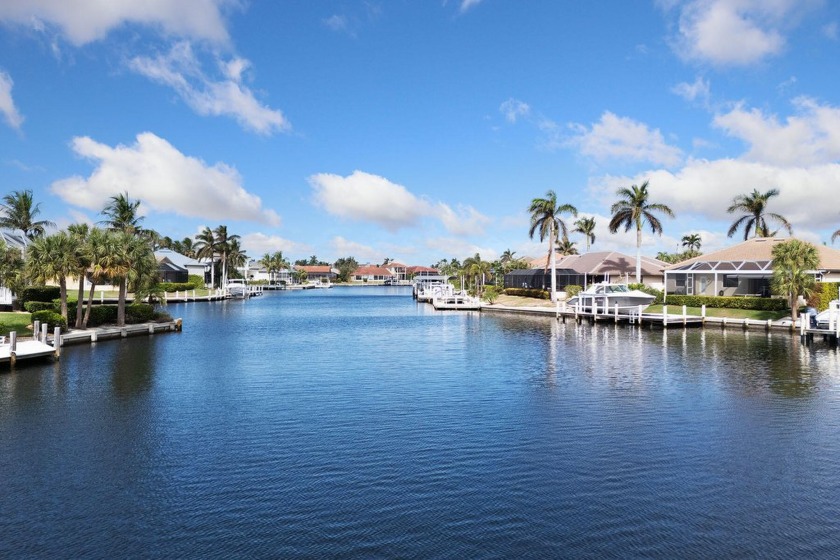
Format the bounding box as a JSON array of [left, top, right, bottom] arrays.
[[2, 286, 840, 558]]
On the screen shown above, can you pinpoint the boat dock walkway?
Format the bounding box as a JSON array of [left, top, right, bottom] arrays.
[[0, 319, 183, 368]]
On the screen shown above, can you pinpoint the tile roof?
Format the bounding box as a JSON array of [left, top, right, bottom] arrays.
[[353, 266, 394, 276], [154, 249, 205, 268], [529, 251, 667, 276], [664, 238, 840, 271], [295, 265, 335, 274]]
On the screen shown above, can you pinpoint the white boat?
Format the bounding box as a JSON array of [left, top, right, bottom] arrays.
[[814, 300, 840, 330], [565, 283, 655, 312], [225, 279, 248, 299], [432, 292, 481, 310]]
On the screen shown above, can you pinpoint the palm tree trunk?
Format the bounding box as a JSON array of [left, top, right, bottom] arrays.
[[59, 278, 68, 322], [117, 277, 127, 327], [75, 275, 85, 329], [83, 281, 97, 329], [635, 226, 642, 283], [550, 223, 557, 301]]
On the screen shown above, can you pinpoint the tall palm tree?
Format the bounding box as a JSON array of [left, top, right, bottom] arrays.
[[213, 225, 240, 288], [681, 233, 702, 254], [556, 236, 578, 256], [573, 216, 596, 253], [529, 190, 578, 301], [67, 223, 91, 329], [100, 232, 154, 326], [194, 227, 217, 288], [0, 189, 56, 247], [726, 188, 792, 240], [26, 231, 76, 322], [101, 192, 144, 234], [771, 239, 819, 324], [225, 238, 248, 278], [500, 249, 516, 264], [82, 228, 110, 329], [463, 253, 491, 295], [831, 228, 840, 244], [608, 180, 674, 283]]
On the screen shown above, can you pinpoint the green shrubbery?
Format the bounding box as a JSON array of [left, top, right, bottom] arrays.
[[483, 286, 500, 303], [664, 294, 787, 311], [157, 275, 205, 293], [24, 301, 58, 313], [808, 282, 840, 311], [83, 303, 157, 326], [564, 285, 583, 297], [628, 283, 665, 304], [19, 286, 61, 306], [504, 288, 550, 299], [31, 310, 67, 331]]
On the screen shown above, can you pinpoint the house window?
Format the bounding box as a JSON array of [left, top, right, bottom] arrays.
[[723, 275, 739, 288]]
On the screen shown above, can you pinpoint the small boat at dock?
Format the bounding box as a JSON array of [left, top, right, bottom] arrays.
[[565, 283, 655, 313]]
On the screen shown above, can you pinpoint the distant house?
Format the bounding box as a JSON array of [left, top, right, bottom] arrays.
[[352, 265, 395, 282], [296, 265, 338, 283], [406, 265, 440, 279], [155, 249, 208, 284], [385, 261, 408, 281], [506, 251, 667, 291], [663, 237, 840, 298]]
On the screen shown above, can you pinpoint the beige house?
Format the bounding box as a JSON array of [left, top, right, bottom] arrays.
[[511, 251, 667, 291], [663, 238, 840, 298]]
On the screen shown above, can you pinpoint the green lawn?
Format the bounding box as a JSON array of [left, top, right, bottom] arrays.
[[0, 312, 32, 337], [647, 305, 789, 321]]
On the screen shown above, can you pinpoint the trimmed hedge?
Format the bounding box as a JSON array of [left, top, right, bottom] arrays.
[[188, 275, 204, 288], [504, 288, 550, 299], [19, 285, 61, 306], [82, 303, 156, 326], [24, 301, 58, 313], [808, 282, 840, 311], [664, 294, 788, 311], [126, 303, 155, 323], [158, 281, 195, 292], [31, 310, 67, 331], [86, 305, 117, 327]]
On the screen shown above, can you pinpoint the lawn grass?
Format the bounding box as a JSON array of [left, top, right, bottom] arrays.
[[646, 305, 789, 321], [0, 312, 32, 337]]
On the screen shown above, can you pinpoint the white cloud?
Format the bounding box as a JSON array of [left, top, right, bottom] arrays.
[[330, 236, 382, 261], [240, 232, 312, 257], [129, 42, 290, 135], [0, 0, 232, 46], [713, 97, 840, 166], [423, 237, 497, 261], [499, 98, 530, 123], [671, 76, 710, 106], [460, 0, 483, 13], [308, 170, 489, 236], [0, 71, 24, 129], [51, 132, 281, 226], [589, 159, 840, 233], [569, 112, 684, 167], [672, 0, 793, 65]]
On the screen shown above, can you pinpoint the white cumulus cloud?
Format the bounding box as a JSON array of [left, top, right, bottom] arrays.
[[129, 42, 290, 135], [330, 236, 382, 262], [51, 132, 280, 226], [671, 0, 797, 66], [241, 233, 312, 257], [569, 112, 684, 168], [0, 0, 232, 46], [499, 98, 530, 123], [713, 97, 840, 166], [309, 170, 490, 236], [0, 70, 24, 129], [671, 76, 710, 106]]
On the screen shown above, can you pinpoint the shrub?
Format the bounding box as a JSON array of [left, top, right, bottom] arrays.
[[86, 305, 118, 327], [188, 275, 205, 289], [808, 282, 840, 311], [663, 294, 787, 311], [157, 281, 195, 293], [483, 286, 500, 304], [126, 303, 155, 323], [31, 310, 67, 331], [19, 285, 61, 306], [24, 301, 58, 313], [564, 285, 583, 298], [504, 288, 550, 299]]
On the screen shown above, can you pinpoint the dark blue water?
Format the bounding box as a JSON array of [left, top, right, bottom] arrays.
[[2, 286, 840, 558]]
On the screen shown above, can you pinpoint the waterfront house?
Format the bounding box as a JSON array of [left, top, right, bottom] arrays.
[[406, 265, 440, 279], [663, 237, 840, 297], [352, 265, 396, 283], [506, 251, 667, 292], [295, 265, 338, 283], [385, 261, 408, 281], [155, 249, 209, 284], [0, 230, 26, 306]]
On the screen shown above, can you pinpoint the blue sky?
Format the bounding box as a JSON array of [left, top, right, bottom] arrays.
[[1, 0, 840, 266]]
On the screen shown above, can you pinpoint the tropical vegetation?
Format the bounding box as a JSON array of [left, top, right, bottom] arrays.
[[726, 188, 792, 240], [771, 239, 819, 323], [528, 190, 578, 301]]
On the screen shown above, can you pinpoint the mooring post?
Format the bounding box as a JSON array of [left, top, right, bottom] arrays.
[[682, 305, 687, 325], [766, 319, 772, 332], [701, 304, 706, 325], [722, 317, 728, 329], [100, 290, 104, 303], [663, 305, 668, 328], [54, 327, 61, 358], [91, 330, 97, 342], [148, 323, 154, 334], [614, 303, 619, 324], [41, 323, 48, 342], [33, 320, 40, 341]]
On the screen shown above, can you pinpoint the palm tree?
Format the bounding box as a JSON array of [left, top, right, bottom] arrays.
[[100, 232, 154, 326], [573, 216, 596, 253], [771, 239, 819, 324], [101, 192, 144, 234], [556, 236, 578, 256], [26, 232, 76, 322], [726, 188, 792, 240], [500, 249, 516, 264], [608, 180, 674, 283], [681, 233, 702, 252], [82, 228, 110, 328], [831, 228, 840, 244], [67, 223, 91, 329], [0, 190, 56, 248], [213, 225, 240, 288], [225, 238, 248, 278], [463, 253, 491, 295], [194, 227, 217, 288], [529, 190, 578, 301]]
